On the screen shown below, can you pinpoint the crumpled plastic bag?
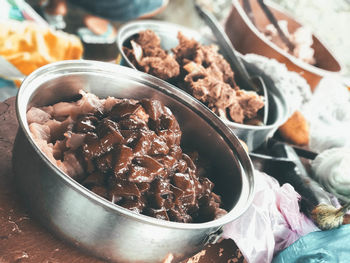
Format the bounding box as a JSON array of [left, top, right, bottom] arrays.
[[222, 171, 318, 263], [272, 224, 350, 263]]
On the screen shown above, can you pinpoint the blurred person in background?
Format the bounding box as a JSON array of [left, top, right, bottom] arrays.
[[40, 0, 168, 42]]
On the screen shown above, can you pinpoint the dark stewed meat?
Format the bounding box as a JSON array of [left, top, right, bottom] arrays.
[[27, 91, 226, 223]]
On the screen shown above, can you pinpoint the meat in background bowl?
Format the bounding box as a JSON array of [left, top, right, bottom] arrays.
[[117, 20, 289, 151], [13, 60, 254, 263], [225, 0, 342, 91]]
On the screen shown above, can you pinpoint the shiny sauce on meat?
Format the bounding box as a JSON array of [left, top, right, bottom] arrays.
[[28, 92, 226, 223]]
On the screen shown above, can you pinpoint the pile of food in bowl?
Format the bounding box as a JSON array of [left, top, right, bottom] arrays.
[[27, 89, 227, 223], [123, 29, 265, 126]]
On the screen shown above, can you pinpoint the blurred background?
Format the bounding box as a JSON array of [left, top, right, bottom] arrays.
[[157, 0, 350, 77], [269, 0, 350, 77], [1, 0, 349, 102], [25, 0, 350, 76]]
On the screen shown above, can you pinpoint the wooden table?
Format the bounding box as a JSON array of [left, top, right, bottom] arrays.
[[0, 97, 244, 263]]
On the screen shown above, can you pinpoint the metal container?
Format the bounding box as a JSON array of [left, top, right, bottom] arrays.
[[225, 0, 343, 91], [117, 20, 289, 151], [13, 60, 254, 263]]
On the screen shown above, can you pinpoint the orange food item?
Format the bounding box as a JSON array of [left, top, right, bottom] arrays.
[[278, 110, 309, 146], [0, 20, 83, 76]]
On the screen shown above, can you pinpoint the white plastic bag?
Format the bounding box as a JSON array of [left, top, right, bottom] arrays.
[[223, 171, 318, 263]]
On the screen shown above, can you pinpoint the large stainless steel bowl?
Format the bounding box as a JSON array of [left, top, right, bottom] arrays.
[[117, 20, 289, 151], [13, 60, 254, 263]]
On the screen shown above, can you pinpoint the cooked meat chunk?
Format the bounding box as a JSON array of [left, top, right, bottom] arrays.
[[172, 32, 199, 64], [27, 107, 51, 124], [138, 56, 180, 81], [52, 90, 103, 119], [123, 30, 180, 81], [236, 90, 265, 120]]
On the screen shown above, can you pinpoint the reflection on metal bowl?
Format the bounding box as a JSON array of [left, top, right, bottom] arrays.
[[13, 60, 254, 263], [117, 20, 289, 150]]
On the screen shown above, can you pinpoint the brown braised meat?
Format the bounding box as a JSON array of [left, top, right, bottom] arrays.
[[28, 91, 226, 223], [175, 32, 264, 124], [123, 30, 180, 81], [125, 30, 265, 124]]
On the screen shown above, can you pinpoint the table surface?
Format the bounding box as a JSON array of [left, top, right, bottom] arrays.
[[0, 97, 244, 263]]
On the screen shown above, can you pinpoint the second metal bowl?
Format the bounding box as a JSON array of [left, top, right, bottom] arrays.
[[117, 20, 289, 151]]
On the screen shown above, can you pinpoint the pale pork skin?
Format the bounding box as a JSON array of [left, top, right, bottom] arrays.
[[27, 90, 227, 223]]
